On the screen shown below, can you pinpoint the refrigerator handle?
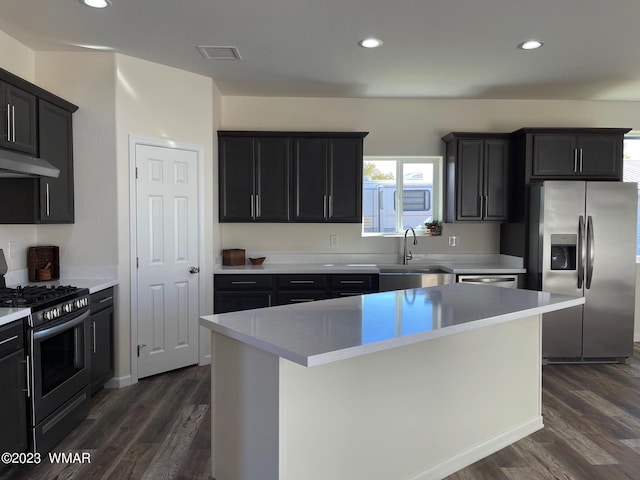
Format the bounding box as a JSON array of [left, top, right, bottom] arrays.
[[578, 215, 585, 289], [586, 215, 595, 289]]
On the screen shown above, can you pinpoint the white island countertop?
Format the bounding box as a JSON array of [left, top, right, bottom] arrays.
[[0, 307, 31, 327], [200, 283, 583, 367]]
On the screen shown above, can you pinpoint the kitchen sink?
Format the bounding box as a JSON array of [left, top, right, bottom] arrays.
[[378, 265, 456, 292]]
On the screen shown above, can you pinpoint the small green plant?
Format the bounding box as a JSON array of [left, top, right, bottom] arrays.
[[424, 219, 442, 229]]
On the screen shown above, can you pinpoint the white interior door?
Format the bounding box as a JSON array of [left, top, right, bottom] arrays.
[[135, 144, 200, 378]]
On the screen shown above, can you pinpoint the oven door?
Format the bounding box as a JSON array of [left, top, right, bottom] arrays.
[[30, 309, 90, 424]]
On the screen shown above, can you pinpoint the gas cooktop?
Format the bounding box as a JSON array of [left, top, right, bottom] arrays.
[[0, 285, 88, 310]]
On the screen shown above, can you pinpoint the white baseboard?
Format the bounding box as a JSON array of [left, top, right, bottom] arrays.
[[199, 354, 212, 366], [407, 416, 544, 480], [104, 375, 133, 389]]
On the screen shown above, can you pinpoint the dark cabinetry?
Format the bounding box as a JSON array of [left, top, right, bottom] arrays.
[[513, 128, 629, 181], [0, 80, 37, 155], [218, 131, 367, 224], [443, 133, 510, 222], [293, 137, 363, 222], [214, 272, 379, 313], [0, 319, 28, 455], [90, 288, 114, 395], [219, 135, 290, 222], [0, 67, 78, 224]]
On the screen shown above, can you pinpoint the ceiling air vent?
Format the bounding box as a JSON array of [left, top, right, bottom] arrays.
[[197, 46, 242, 60]]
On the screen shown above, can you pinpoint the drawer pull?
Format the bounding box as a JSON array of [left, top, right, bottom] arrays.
[[0, 334, 18, 346], [340, 280, 364, 284], [339, 292, 364, 296], [231, 281, 257, 285], [290, 298, 315, 302], [290, 280, 314, 284], [99, 296, 114, 304]]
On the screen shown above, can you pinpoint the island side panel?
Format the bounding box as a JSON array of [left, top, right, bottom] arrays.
[[278, 315, 543, 480], [211, 331, 280, 480]]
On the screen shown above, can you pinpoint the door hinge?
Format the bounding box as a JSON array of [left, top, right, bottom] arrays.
[[136, 257, 139, 268], [135, 167, 138, 179], [137, 344, 146, 357]]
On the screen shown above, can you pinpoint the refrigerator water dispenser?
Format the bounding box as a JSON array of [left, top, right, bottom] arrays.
[[550, 234, 577, 270]]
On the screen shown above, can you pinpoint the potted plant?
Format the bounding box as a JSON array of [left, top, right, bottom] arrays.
[[424, 219, 443, 236]]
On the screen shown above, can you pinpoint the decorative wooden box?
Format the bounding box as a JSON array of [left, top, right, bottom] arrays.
[[222, 249, 246, 266], [27, 246, 60, 282]]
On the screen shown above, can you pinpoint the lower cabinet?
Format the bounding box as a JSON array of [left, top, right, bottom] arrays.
[[0, 320, 28, 457], [214, 273, 379, 313], [90, 288, 115, 395]]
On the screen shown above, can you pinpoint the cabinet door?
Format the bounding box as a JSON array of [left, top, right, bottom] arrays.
[[456, 139, 483, 221], [90, 306, 114, 394], [576, 135, 621, 178], [214, 291, 273, 313], [531, 135, 577, 177], [327, 138, 363, 222], [219, 136, 255, 221], [293, 138, 328, 221], [255, 137, 290, 221], [483, 139, 509, 221], [38, 101, 75, 223], [0, 83, 37, 155]]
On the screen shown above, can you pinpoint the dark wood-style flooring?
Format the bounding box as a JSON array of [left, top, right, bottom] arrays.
[[3, 344, 640, 480]]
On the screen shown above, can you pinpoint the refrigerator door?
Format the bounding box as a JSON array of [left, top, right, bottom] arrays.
[[541, 181, 586, 358], [583, 182, 637, 358]]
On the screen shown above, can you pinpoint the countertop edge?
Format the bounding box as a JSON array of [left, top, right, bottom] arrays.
[[0, 307, 31, 326], [200, 293, 584, 368]]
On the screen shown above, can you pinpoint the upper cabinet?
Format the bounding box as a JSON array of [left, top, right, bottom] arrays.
[[219, 135, 291, 222], [512, 128, 630, 182], [293, 136, 364, 222], [0, 80, 37, 155], [0, 67, 78, 224], [219, 131, 367, 224], [443, 133, 510, 223], [38, 101, 75, 223]]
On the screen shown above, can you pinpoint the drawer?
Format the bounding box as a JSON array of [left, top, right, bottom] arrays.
[[90, 287, 114, 313], [330, 274, 376, 290], [277, 291, 328, 305], [277, 274, 327, 289], [0, 320, 24, 358], [215, 274, 273, 290]]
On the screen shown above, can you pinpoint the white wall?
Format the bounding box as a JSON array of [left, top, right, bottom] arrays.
[[113, 54, 215, 381]]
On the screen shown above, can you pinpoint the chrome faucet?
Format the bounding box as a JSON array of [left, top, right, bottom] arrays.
[[403, 227, 417, 265]]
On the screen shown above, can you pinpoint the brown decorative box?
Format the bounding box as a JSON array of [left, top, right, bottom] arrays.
[[222, 249, 246, 266], [27, 246, 60, 282]]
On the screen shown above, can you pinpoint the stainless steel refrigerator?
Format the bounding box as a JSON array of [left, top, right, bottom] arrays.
[[529, 181, 637, 363]]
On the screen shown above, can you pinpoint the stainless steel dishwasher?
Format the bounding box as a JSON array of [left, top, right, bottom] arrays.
[[457, 274, 519, 288]]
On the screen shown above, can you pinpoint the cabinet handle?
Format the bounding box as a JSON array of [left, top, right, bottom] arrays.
[[99, 296, 114, 304], [6, 103, 10, 141], [573, 149, 578, 172], [250, 194, 255, 218], [290, 280, 314, 284], [0, 334, 18, 345], [290, 298, 315, 302], [268, 294, 272, 307], [579, 148, 584, 172], [484, 195, 489, 219], [92, 321, 97, 354], [11, 105, 15, 142], [340, 280, 364, 284], [24, 355, 31, 398], [231, 281, 257, 285], [255, 194, 260, 218], [479, 195, 484, 219], [46, 183, 51, 216], [323, 195, 327, 219], [328, 195, 333, 219]]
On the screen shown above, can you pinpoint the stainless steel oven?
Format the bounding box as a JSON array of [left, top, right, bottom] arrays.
[[28, 306, 91, 453]]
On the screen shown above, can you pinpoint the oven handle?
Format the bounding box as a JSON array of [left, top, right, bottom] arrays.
[[33, 310, 89, 341]]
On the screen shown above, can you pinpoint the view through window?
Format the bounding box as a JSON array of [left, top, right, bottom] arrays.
[[362, 156, 441, 235], [623, 136, 640, 257]]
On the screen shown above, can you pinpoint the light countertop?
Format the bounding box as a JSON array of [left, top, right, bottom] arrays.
[[200, 283, 583, 367], [0, 307, 31, 327]]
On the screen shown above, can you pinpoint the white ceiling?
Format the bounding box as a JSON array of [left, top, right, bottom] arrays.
[[1, 0, 639, 101]]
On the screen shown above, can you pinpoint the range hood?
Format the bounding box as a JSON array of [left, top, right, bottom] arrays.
[[0, 149, 60, 178]]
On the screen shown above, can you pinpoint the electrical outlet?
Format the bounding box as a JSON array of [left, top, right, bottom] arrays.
[[448, 235, 459, 247], [329, 234, 339, 247]]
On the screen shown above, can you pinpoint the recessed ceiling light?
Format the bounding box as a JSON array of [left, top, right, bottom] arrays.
[[518, 40, 543, 50], [358, 38, 383, 49], [80, 0, 111, 8]]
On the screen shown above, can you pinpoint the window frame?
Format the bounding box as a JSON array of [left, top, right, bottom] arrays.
[[362, 155, 443, 236]]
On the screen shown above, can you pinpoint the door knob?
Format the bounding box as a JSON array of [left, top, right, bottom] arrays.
[[189, 266, 200, 274]]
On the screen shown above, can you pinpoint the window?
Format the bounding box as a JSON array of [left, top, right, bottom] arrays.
[[622, 136, 640, 257], [362, 156, 442, 235]]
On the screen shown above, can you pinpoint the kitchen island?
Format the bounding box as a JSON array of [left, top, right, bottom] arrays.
[[200, 284, 583, 480]]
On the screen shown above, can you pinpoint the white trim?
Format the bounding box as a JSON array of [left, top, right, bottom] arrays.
[[104, 375, 133, 389], [129, 135, 206, 385]]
